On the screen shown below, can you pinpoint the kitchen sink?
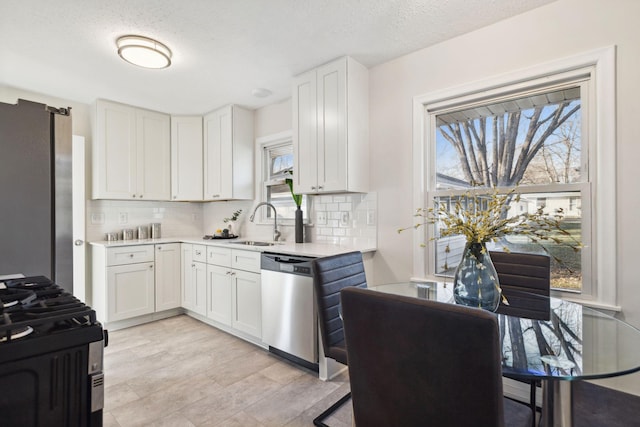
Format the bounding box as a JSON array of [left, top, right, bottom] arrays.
[[229, 240, 279, 247]]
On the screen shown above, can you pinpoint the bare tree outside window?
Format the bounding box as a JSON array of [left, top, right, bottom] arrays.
[[432, 87, 583, 291]]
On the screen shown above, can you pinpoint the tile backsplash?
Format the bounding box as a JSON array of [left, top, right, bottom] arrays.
[[87, 200, 203, 242], [312, 192, 377, 247], [87, 192, 377, 249]]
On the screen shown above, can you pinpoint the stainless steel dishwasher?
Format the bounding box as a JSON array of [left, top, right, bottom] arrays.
[[261, 252, 318, 370]]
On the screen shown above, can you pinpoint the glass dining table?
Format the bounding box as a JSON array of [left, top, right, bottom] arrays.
[[369, 281, 640, 427]]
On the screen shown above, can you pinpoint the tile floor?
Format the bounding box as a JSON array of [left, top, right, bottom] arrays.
[[103, 315, 353, 426]]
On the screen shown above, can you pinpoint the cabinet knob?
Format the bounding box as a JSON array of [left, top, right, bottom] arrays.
[[173, 195, 177, 199], [132, 194, 136, 198], [192, 263, 195, 268], [311, 186, 316, 190], [149, 265, 153, 269], [157, 246, 162, 250], [129, 254, 134, 258]]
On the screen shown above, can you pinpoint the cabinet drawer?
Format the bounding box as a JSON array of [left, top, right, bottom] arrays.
[[192, 245, 207, 263], [207, 246, 232, 267], [231, 249, 261, 273], [107, 245, 154, 266]]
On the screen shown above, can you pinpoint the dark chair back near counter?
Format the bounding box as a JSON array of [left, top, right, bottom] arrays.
[[311, 251, 367, 427]]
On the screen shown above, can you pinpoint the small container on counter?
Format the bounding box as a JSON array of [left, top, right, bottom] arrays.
[[105, 232, 119, 242], [122, 228, 134, 241], [150, 223, 161, 239], [137, 225, 149, 240]]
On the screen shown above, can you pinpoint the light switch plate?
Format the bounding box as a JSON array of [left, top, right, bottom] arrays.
[[340, 211, 350, 226], [91, 213, 105, 225], [118, 212, 128, 224]]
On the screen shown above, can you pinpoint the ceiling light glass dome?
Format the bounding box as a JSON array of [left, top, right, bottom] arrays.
[[116, 35, 172, 69]]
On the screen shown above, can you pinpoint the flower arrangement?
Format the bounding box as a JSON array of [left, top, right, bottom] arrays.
[[223, 209, 243, 224], [398, 188, 581, 267], [399, 188, 581, 310]]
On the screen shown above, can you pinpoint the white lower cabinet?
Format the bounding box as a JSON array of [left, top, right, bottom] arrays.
[[155, 243, 181, 311], [231, 269, 261, 337], [181, 244, 207, 316], [92, 243, 179, 327], [206, 264, 232, 326], [193, 245, 262, 341], [106, 261, 155, 322]]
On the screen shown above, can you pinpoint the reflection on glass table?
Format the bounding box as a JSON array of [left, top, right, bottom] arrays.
[[370, 282, 640, 427]]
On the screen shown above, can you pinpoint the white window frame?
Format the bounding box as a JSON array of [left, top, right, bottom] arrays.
[[257, 130, 309, 224], [411, 46, 617, 310]]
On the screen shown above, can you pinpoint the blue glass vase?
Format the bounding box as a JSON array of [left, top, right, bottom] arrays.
[[453, 242, 501, 312]]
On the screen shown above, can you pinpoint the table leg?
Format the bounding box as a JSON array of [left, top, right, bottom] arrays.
[[541, 380, 573, 427]]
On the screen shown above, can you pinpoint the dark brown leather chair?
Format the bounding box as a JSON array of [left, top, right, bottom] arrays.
[[491, 250, 551, 424], [341, 286, 533, 427], [311, 251, 367, 427]]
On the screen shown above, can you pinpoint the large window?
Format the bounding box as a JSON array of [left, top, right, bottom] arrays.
[[412, 47, 616, 307], [431, 83, 586, 292]]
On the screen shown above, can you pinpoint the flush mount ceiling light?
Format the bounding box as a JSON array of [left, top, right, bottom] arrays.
[[116, 35, 172, 69], [251, 88, 272, 98]]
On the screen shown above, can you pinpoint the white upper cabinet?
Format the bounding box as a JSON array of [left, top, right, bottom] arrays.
[[292, 56, 369, 194], [94, 99, 171, 200], [203, 105, 254, 201], [171, 116, 203, 201]]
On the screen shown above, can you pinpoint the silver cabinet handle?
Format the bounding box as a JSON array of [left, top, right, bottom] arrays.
[[74, 239, 84, 246], [157, 246, 162, 250], [129, 254, 134, 258], [149, 265, 153, 269]]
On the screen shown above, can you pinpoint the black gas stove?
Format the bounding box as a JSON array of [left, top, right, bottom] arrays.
[[0, 275, 106, 427]]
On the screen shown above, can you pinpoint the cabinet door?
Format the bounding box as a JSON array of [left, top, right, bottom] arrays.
[[155, 243, 181, 311], [94, 100, 136, 199], [107, 262, 155, 322], [203, 106, 233, 200], [316, 59, 348, 192], [193, 261, 207, 316], [136, 109, 171, 200], [181, 244, 195, 310], [171, 116, 203, 201], [292, 69, 319, 194], [206, 264, 232, 326], [232, 270, 261, 338]]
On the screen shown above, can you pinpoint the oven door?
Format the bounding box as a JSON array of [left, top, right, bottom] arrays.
[[0, 346, 90, 426]]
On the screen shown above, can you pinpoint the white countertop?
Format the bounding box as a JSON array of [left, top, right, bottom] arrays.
[[89, 236, 376, 258]]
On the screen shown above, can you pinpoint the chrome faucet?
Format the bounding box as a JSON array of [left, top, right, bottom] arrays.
[[249, 202, 281, 241]]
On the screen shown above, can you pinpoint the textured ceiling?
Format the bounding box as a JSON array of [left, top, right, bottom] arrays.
[[0, 0, 555, 115]]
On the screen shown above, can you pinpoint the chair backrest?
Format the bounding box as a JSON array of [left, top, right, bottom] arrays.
[[312, 251, 367, 364], [490, 251, 551, 320], [341, 286, 506, 427]]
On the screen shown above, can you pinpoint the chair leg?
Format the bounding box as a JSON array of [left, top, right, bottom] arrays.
[[313, 391, 352, 427], [530, 382, 537, 427]]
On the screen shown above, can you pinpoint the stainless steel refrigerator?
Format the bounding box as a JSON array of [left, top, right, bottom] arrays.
[[0, 99, 73, 293]]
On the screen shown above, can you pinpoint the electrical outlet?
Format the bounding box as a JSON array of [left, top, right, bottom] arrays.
[[90, 212, 105, 225], [367, 210, 375, 226], [118, 212, 128, 224], [317, 211, 327, 225], [340, 211, 350, 226]]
